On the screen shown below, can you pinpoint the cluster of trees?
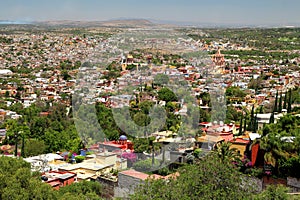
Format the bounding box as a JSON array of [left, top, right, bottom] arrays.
[[1, 101, 83, 156], [0, 36, 13, 44], [257, 114, 300, 178], [200, 27, 300, 51], [0, 156, 108, 200], [130, 151, 292, 200]]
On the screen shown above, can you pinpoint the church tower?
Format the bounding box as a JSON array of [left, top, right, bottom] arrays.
[[211, 49, 225, 73]]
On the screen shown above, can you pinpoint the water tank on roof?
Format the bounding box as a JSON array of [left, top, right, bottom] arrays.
[[119, 135, 127, 141]]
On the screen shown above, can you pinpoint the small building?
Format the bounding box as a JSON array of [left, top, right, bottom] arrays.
[[42, 171, 77, 190], [230, 137, 251, 157], [58, 161, 113, 181], [114, 169, 178, 198], [99, 139, 134, 152], [196, 134, 224, 150]]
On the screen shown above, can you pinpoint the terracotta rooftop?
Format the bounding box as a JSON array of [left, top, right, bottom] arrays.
[[120, 169, 154, 180], [119, 169, 179, 181]]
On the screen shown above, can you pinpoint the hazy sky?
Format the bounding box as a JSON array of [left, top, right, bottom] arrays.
[[1, 0, 300, 25]]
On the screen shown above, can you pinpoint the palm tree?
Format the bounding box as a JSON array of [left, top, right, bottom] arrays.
[[258, 133, 290, 176], [214, 142, 241, 162]]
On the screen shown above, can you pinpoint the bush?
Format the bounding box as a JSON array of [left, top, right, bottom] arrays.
[[244, 167, 264, 178], [193, 148, 202, 159], [255, 185, 290, 200], [75, 155, 85, 163], [133, 158, 160, 172]]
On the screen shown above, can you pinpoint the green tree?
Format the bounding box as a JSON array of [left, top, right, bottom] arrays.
[[24, 139, 47, 157], [133, 112, 150, 127], [248, 105, 255, 131], [274, 90, 278, 113], [259, 105, 264, 114], [226, 106, 242, 123], [287, 89, 292, 113], [255, 185, 289, 200], [199, 92, 211, 106], [239, 115, 243, 135], [58, 180, 105, 199], [226, 86, 246, 98], [157, 87, 177, 102], [0, 156, 57, 200], [283, 92, 288, 110], [138, 100, 154, 114], [278, 92, 283, 113], [269, 112, 275, 124], [214, 142, 241, 162], [131, 153, 255, 200]]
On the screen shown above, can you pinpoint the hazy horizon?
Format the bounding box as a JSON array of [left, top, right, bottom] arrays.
[[1, 0, 300, 26]]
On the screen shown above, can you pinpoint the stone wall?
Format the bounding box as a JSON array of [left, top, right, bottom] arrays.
[[247, 176, 263, 193], [114, 172, 145, 199], [287, 177, 300, 192]]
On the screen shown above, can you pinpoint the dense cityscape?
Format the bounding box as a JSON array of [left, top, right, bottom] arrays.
[[1, 1, 300, 200]]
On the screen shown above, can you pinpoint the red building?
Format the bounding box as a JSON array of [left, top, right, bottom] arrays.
[[42, 171, 77, 190], [98, 135, 134, 152]]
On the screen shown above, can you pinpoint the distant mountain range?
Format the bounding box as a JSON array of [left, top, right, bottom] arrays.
[[0, 19, 299, 28], [34, 19, 158, 28]]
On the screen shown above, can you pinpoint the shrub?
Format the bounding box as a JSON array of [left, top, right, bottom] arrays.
[[133, 158, 160, 172], [75, 155, 85, 163]]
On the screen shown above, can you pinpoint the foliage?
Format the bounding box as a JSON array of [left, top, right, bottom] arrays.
[[245, 167, 264, 179], [156, 167, 173, 176], [153, 73, 169, 86], [0, 156, 56, 200], [133, 112, 150, 126], [3, 102, 84, 155], [214, 142, 241, 162], [255, 185, 290, 200], [226, 106, 242, 123], [24, 139, 47, 157], [133, 158, 160, 172], [0, 156, 109, 199], [133, 137, 160, 154], [157, 87, 177, 102], [199, 107, 211, 122], [198, 92, 211, 106], [226, 86, 246, 98], [58, 181, 105, 199], [95, 103, 120, 141], [131, 153, 256, 200], [193, 148, 202, 159], [279, 157, 300, 178], [257, 115, 300, 177], [74, 155, 85, 163]]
